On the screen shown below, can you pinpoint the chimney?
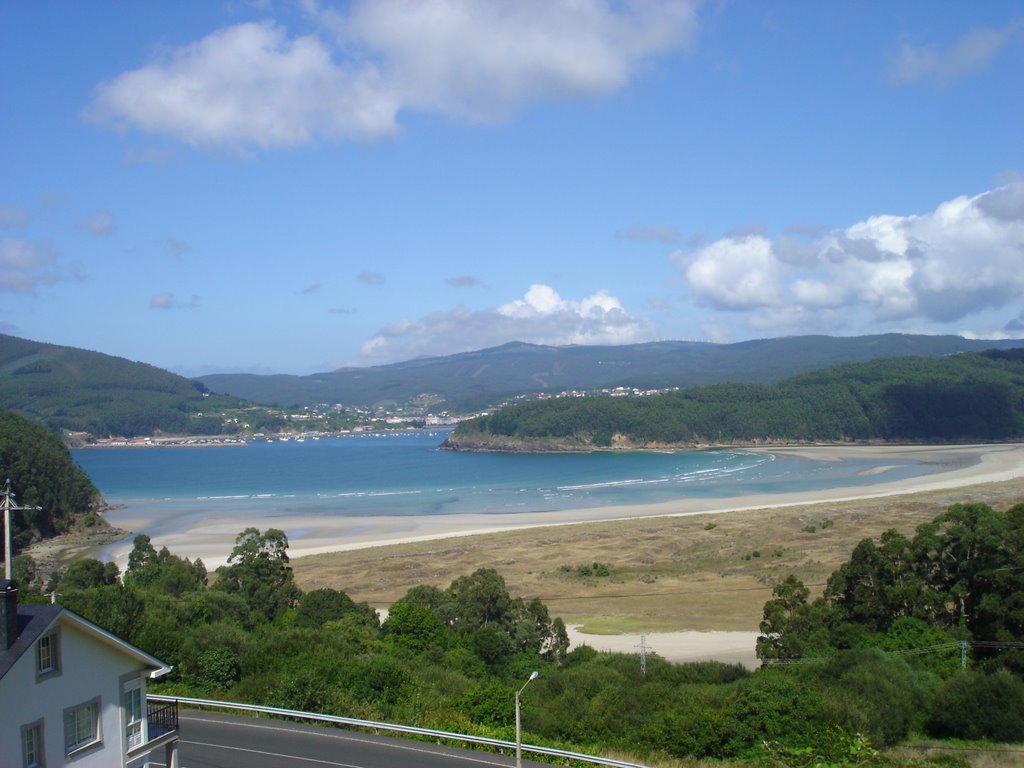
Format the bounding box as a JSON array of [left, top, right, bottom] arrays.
[[0, 578, 18, 650]]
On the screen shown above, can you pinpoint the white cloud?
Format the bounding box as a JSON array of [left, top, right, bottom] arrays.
[[888, 19, 1024, 86], [0, 240, 65, 294], [77, 210, 117, 237], [676, 182, 1024, 338], [680, 235, 784, 310], [445, 275, 481, 287], [0, 206, 29, 228], [162, 236, 192, 257], [150, 292, 200, 310], [359, 283, 656, 363], [357, 270, 386, 285], [86, 0, 698, 149], [616, 225, 681, 244]]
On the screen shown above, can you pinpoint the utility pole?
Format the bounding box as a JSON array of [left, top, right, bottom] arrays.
[[638, 634, 648, 677], [2, 479, 41, 581]]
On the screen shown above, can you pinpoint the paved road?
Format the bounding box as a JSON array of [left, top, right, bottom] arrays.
[[152, 711, 553, 768]]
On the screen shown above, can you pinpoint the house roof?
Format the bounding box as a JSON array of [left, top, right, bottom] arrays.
[[0, 602, 61, 681], [0, 581, 172, 682]]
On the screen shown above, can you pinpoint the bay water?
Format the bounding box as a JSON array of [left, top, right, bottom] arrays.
[[73, 431, 933, 541]]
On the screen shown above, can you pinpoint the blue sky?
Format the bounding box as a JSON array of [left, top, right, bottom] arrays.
[[2, 1, 1023, 376]]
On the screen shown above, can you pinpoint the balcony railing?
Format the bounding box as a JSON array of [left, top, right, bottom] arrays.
[[147, 698, 179, 741]]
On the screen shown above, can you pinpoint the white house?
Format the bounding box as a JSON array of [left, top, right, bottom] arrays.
[[0, 579, 179, 768]]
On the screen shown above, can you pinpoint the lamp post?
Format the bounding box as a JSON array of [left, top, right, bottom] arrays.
[[515, 670, 538, 768]]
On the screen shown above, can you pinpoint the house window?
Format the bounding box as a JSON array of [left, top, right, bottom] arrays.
[[123, 682, 144, 750], [63, 698, 101, 755], [21, 721, 44, 768], [36, 631, 60, 677]]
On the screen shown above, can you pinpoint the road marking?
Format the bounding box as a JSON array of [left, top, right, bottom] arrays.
[[183, 740, 363, 766], [180, 715, 514, 766]]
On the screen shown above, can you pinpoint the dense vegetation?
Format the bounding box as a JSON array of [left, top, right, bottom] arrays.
[[14, 500, 1024, 766], [0, 410, 102, 553], [198, 333, 1024, 412], [446, 351, 1024, 450], [758, 501, 1024, 663], [0, 333, 248, 437]]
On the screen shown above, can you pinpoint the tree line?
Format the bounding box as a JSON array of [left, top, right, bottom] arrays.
[[447, 351, 1024, 450], [0, 410, 101, 552], [10, 501, 1024, 766]]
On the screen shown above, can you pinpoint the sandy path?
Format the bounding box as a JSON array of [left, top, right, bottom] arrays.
[[565, 627, 762, 668]]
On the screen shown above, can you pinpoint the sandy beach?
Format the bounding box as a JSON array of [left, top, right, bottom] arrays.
[[99, 442, 1024, 571], [91, 442, 1023, 667]]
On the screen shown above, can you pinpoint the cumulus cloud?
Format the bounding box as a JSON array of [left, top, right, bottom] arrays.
[[85, 0, 698, 149], [682, 235, 784, 310], [0, 240, 66, 294], [674, 182, 1024, 338], [77, 211, 117, 237], [150, 292, 200, 310], [888, 19, 1024, 86], [359, 283, 655, 363]]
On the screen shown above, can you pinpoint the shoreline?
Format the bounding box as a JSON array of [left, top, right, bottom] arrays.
[[93, 442, 1024, 572], [59, 442, 1024, 668]]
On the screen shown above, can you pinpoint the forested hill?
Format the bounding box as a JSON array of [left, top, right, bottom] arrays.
[[442, 350, 1024, 451], [0, 334, 244, 437], [0, 410, 103, 554]]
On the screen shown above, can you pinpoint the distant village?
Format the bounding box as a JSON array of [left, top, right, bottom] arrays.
[[77, 385, 681, 447]]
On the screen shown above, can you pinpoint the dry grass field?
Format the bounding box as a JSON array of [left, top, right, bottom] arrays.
[[292, 476, 1024, 633]]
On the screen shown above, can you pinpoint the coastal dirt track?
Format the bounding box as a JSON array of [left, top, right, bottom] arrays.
[[292, 476, 1024, 633]]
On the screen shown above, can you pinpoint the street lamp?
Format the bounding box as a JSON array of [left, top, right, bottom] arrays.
[[515, 670, 538, 768]]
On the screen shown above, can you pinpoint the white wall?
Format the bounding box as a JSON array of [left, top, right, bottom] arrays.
[[0, 615, 149, 768]]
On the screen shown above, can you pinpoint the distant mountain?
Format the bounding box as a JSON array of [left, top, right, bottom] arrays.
[[443, 349, 1024, 451], [0, 334, 243, 437], [196, 334, 1024, 412]]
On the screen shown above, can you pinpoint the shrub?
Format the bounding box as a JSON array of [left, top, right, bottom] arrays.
[[926, 670, 1024, 742]]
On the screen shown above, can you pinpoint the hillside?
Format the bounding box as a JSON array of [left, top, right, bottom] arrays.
[[0, 334, 245, 437], [0, 410, 104, 555], [442, 350, 1024, 451], [196, 334, 1024, 411]]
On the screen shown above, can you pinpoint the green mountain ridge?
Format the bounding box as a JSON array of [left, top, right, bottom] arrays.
[[3, 332, 1024, 438], [197, 334, 1024, 411], [0, 333, 244, 437]]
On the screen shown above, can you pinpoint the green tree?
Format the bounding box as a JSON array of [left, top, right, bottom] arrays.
[[213, 528, 299, 626], [61, 558, 116, 590], [757, 576, 833, 661], [294, 588, 377, 629], [383, 600, 452, 654], [825, 530, 939, 632]]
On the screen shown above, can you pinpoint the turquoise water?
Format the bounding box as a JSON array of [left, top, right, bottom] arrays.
[[73, 431, 934, 538]]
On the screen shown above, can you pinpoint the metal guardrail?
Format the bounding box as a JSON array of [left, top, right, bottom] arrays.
[[149, 694, 647, 768]]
